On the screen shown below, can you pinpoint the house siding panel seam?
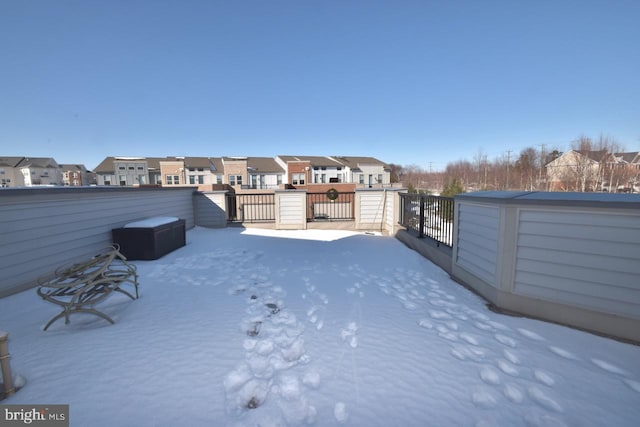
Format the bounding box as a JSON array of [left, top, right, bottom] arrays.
[[514, 209, 640, 319], [456, 203, 499, 285]]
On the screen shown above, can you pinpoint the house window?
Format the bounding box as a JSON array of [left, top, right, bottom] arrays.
[[138, 175, 147, 185], [197, 175, 204, 184], [277, 175, 282, 185], [137, 166, 144, 170], [189, 175, 196, 185], [128, 166, 134, 170], [359, 174, 364, 184], [119, 166, 125, 170], [321, 174, 326, 183], [229, 175, 242, 186], [216, 175, 223, 184], [314, 174, 319, 183], [378, 174, 383, 183], [166, 175, 179, 185], [119, 175, 126, 186], [292, 173, 305, 185]]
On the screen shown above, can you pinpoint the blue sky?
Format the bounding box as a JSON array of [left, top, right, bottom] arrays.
[[2, 0, 639, 171]]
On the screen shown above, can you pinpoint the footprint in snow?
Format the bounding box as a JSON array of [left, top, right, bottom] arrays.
[[428, 309, 453, 320], [418, 318, 434, 329], [494, 334, 517, 348], [340, 322, 358, 348], [334, 402, 349, 424], [503, 349, 520, 365], [479, 366, 501, 385], [548, 346, 578, 360], [533, 369, 555, 387], [503, 383, 524, 403], [517, 328, 545, 341], [591, 358, 628, 376], [528, 386, 563, 413], [471, 388, 499, 408], [459, 332, 479, 346], [474, 322, 494, 331], [497, 359, 520, 377]]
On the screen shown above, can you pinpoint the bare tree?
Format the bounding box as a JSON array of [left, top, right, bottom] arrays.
[[515, 147, 538, 190]]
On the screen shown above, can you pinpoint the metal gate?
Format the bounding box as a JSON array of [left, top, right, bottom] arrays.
[[226, 193, 276, 223], [306, 191, 355, 221]]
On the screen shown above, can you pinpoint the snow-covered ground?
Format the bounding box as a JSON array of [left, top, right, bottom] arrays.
[[2, 227, 639, 426]]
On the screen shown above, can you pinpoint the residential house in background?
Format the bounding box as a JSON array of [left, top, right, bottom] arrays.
[[94, 157, 150, 186], [59, 164, 93, 186], [275, 155, 392, 188], [0, 157, 24, 188], [546, 150, 640, 192], [330, 156, 392, 188], [92, 154, 395, 191], [246, 157, 284, 190], [15, 157, 63, 186], [159, 157, 223, 190]]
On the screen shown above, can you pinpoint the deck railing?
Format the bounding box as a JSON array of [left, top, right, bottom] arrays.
[[399, 193, 454, 247], [226, 193, 276, 223], [307, 191, 355, 221]]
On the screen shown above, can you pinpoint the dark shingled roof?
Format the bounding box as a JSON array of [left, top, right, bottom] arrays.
[[0, 157, 25, 167], [247, 157, 285, 173], [16, 157, 59, 168]]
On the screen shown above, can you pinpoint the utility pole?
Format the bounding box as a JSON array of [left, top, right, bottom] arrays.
[[539, 143, 546, 190], [506, 150, 512, 190]]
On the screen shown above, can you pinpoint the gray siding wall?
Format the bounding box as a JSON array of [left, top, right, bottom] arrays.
[[455, 203, 499, 285], [0, 187, 195, 297], [514, 209, 640, 318], [194, 192, 227, 228]]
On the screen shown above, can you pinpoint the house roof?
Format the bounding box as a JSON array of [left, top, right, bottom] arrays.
[[247, 157, 285, 173], [0, 157, 25, 167], [614, 152, 640, 164], [277, 156, 346, 168], [58, 164, 88, 172], [16, 157, 59, 168], [331, 156, 391, 171]]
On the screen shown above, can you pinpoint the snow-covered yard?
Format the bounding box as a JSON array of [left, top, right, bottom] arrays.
[[2, 227, 639, 426]]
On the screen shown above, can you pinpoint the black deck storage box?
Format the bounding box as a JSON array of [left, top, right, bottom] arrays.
[[112, 217, 186, 260]]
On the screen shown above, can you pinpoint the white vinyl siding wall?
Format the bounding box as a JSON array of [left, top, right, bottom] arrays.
[[456, 203, 499, 285], [278, 192, 305, 225], [514, 209, 640, 318], [0, 187, 195, 297], [358, 192, 385, 223]]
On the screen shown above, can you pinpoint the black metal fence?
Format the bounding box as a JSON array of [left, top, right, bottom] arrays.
[[399, 193, 454, 247], [226, 193, 276, 223], [307, 192, 355, 221]]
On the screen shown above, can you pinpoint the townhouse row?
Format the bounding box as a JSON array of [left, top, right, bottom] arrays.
[[0, 157, 93, 188], [93, 155, 393, 191]]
